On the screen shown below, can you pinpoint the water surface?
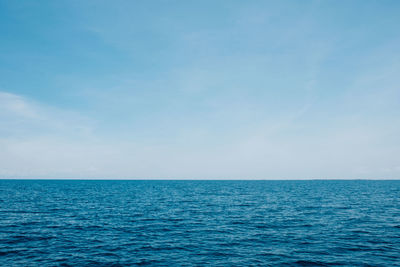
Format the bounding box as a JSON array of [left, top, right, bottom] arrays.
[[0, 180, 399, 266]]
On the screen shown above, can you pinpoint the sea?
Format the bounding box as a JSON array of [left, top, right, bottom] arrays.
[[0, 180, 399, 266]]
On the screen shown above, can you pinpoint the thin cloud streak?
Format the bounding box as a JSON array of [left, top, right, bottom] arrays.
[[0, 91, 399, 179], [0, 1, 399, 179]]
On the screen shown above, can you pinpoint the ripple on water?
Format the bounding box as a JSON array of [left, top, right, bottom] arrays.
[[0, 180, 399, 266]]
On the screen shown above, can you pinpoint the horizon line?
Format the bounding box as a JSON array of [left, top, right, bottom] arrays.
[[0, 178, 399, 181]]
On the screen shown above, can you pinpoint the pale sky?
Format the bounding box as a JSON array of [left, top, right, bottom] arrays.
[[1, 0, 399, 179]]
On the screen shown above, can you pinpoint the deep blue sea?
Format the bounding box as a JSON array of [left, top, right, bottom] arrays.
[[0, 180, 399, 266]]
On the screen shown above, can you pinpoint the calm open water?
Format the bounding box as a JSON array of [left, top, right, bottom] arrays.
[[0, 180, 399, 266]]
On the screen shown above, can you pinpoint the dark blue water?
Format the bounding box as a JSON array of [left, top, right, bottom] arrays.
[[0, 180, 399, 266]]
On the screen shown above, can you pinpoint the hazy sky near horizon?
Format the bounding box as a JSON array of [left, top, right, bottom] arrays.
[[1, 0, 400, 179]]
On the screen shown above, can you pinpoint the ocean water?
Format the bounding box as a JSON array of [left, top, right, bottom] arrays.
[[0, 180, 399, 266]]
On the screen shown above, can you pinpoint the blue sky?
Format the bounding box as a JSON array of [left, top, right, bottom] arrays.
[[0, 0, 399, 179]]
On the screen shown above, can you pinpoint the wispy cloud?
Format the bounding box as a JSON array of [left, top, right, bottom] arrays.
[[1, 1, 399, 179], [1, 90, 399, 179]]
